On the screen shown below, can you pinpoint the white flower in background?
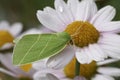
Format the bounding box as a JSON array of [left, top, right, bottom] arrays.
[[33, 59, 86, 80], [37, 0, 120, 68], [0, 21, 23, 50], [0, 53, 35, 79], [33, 58, 120, 80]]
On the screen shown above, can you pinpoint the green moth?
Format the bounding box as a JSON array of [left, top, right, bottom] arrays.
[[13, 32, 71, 65]]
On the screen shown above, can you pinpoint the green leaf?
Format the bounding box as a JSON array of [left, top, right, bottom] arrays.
[[13, 32, 71, 65]]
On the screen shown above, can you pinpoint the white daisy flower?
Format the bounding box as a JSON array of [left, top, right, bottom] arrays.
[[0, 21, 23, 50], [0, 53, 35, 79], [33, 58, 120, 80], [37, 0, 120, 68], [33, 59, 86, 80]]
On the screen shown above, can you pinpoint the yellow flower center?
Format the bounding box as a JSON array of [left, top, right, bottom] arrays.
[[20, 64, 32, 72], [65, 21, 99, 47], [64, 58, 97, 79], [0, 30, 14, 47]]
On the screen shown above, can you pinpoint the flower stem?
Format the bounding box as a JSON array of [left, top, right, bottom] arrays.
[[75, 59, 80, 76]]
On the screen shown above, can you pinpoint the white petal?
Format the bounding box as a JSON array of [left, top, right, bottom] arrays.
[[17, 28, 42, 39], [0, 21, 10, 30], [88, 44, 107, 61], [0, 53, 21, 75], [97, 67, 120, 77], [43, 7, 67, 27], [98, 21, 120, 33], [48, 70, 72, 80], [44, 7, 57, 14], [84, 47, 95, 62], [0, 67, 16, 77], [0, 43, 13, 50], [103, 49, 120, 59], [97, 59, 120, 66], [75, 0, 97, 21], [99, 33, 120, 45], [32, 58, 48, 70], [99, 35, 120, 49], [92, 74, 115, 80], [39, 26, 53, 33], [0, 53, 34, 77], [67, 0, 79, 18], [99, 34, 120, 57], [54, 0, 74, 23], [91, 6, 116, 28], [74, 76, 87, 80], [99, 43, 120, 59], [75, 48, 92, 64], [62, 79, 72, 80], [9, 22, 23, 37], [33, 71, 49, 80], [37, 10, 65, 32], [33, 70, 63, 80], [100, 44, 120, 56], [46, 46, 74, 69], [47, 74, 59, 80]]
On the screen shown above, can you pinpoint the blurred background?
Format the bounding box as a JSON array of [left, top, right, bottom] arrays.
[[0, 0, 54, 30], [0, 0, 120, 80], [0, 0, 120, 30]]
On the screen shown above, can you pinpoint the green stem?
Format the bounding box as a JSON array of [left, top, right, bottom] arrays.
[[75, 59, 80, 76]]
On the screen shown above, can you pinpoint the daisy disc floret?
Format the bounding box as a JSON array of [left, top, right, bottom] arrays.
[[65, 21, 100, 47], [0, 30, 14, 47]]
